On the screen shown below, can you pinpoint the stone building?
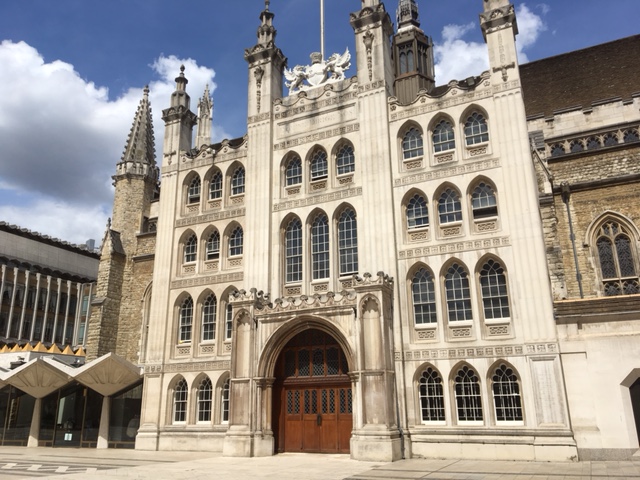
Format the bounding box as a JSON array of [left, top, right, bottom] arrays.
[[2, 0, 639, 462]]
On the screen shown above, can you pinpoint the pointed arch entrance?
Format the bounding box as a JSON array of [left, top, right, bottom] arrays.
[[272, 329, 352, 454]]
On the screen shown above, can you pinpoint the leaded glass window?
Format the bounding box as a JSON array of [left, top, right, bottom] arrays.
[[221, 379, 230, 423], [197, 377, 213, 422], [285, 218, 303, 283], [312, 214, 330, 280], [402, 128, 423, 160], [231, 166, 245, 195], [310, 149, 328, 180], [464, 112, 488, 146], [225, 302, 233, 340], [184, 234, 197, 263], [412, 268, 436, 324], [596, 220, 639, 295], [433, 120, 455, 153], [471, 182, 497, 219], [624, 129, 640, 143], [438, 188, 462, 224], [338, 209, 358, 275], [569, 140, 584, 153], [286, 157, 302, 186], [419, 367, 445, 422], [480, 259, 510, 319], [173, 378, 188, 423], [603, 133, 618, 147], [586, 137, 600, 150], [202, 294, 216, 341], [407, 194, 429, 229], [188, 177, 201, 204], [209, 171, 222, 199], [492, 364, 523, 422], [206, 231, 220, 260], [454, 365, 483, 422], [179, 296, 193, 343], [229, 226, 243, 257], [336, 145, 355, 175], [445, 263, 472, 321]]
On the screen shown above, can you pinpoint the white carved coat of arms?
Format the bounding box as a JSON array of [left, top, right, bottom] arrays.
[[284, 49, 351, 95]]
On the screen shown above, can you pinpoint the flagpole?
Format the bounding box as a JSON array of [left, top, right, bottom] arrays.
[[320, 0, 325, 60]]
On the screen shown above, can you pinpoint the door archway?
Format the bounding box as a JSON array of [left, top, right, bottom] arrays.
[[272, 328, 352, 453]]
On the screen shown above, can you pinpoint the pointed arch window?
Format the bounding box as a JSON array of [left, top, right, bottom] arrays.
[[225, 303, 233, 340], [336, 145, 355, 176], [184, 235, 197, 263], [492, 364, 523, 422], [407, 194, 429, 229], [312, 214, 330, 280], [595, 220, 639, 295], [464, 112, 489, 145], [231, 166, 245, 195], [338, 209, 358, 276], [197, 377, 213, 423], [624, 129, 639, 143], [419, 367, 445, 422], [188, 177, 201, 204], [173, 378, 188, 423], [285, 218, 303, 284], [179, 296, 193, 343], [471, 182, 497, 219], [209, 171, 223, 199], [202, 294, 217, 341], [445, 263, 472, 322], [229, 227, 243, 257], [310, 149, 328, 181], [412, 268, 437, 324], [206, 231, 220, 260], [454, 365, 483, 422], [438, 188, 462, 224], [433, 120, 455, 153], [480, 259, 510, 319], [402, 128, 423, 160], [221, 378, 230, 423], [285, 156, 302, 186]]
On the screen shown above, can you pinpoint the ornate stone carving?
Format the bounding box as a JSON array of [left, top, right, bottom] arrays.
[[254, 66, 264, 113], [363, 30, 374, 81], [284, 49, 351, 95], [398, 236, 511, 259]]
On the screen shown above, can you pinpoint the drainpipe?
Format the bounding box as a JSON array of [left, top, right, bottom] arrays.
[[561, 183, 584, 298]]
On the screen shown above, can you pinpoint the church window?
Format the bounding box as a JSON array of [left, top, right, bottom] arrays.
[[412, 268, 437, 324], [225, 303, 233, 340], [173, 378, 188, 423], [285, 156, 302, 186], [550, 144, 565, 157], [471, 182, 497, 219], [419, 367, 445, 422], [312, 213, 330, 280], [586, 137, 600, 150], [202, 294, 217, 341], [464, 112, 489, 145], [229, 227, 243, 257], [231, 166, 245, 195], [454, 365, 483, 422], [438, 188, 462, 224], [209, 171, 223, 199], [310, 149, 328, 181], [336, 144, 355, 175], [445, 263, 473, 322], [433, 120, 455, 153], [184, 235, 197, 263], [407, 194, 429, 229], [479, 259, 510, 319], [595, 220, 639, 295], [197, 377, 213, 423], [402, 128, 423, 160], [206, 231, 220, 260], [187, 176, 201, 204], [624, 129, 639, 143], [338, 208, 358, 276], [603, 133, 618, 147], [285, 218, 303, 284], [221, 378, 230, 423], [179, 296, 193, 343], [492, 364, 523, 422], [569, 140, 584, 153]]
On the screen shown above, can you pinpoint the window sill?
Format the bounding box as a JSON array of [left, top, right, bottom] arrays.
[[402, 157, 423, 170], [456, 420, 484, 427], [285, 185, 301, 196], [465, 142, 490, 158], [495, 420, 524, 427], [485, 317, 511, 325], [336, 173, 354, 186], [433, 151, 456, 166], [229, 194, 244, 206], [415, 323, 437, 330], [309, 179, 327, 192]]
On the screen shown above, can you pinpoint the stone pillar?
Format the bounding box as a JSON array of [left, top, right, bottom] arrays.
[[29, 272, 42, 341], [97, 396, 111, 449], [6, 267, 19, 337], [41, 275, 52, 343], [27, 397, 42, 447], [18, 269, 30, 339]]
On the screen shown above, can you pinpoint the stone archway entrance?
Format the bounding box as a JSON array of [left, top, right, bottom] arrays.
[[272, 329, 352, 454]]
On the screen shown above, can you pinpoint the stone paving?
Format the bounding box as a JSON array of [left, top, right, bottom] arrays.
[[0, 448, 638, 479]]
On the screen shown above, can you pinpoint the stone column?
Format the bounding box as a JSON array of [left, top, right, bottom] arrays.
[[6, 267, 19, 337], [18, 269, 30, 339], [29, 272, 42, 341], [97, 396, 111, 449], [62, 280, 72, 345], [41, 275, 52, 343], [27, 398, 42, 447]]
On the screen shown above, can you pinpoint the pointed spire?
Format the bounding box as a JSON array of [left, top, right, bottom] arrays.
[[256, 1, 277, 47], [397, 0, 420, 29], [169, 65, 191, 110], [196, 84, 213, 149], [120, 85, 156, 166]]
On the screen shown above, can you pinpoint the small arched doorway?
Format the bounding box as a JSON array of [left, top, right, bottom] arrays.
[[272, 328, 352, 453]]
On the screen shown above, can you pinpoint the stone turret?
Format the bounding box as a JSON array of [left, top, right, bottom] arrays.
[[161, 66, 198, 166], [480, 0, 520, 84], [195, 84, 213, 149]]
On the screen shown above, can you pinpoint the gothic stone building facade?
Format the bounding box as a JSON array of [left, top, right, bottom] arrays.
[[49, 0, 640, 461]]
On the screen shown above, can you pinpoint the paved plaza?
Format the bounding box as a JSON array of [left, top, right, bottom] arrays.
[[0, 448, 637, 479]]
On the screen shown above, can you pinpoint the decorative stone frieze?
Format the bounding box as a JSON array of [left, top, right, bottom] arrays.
[[273, 187, 362, 212], [170, 272, 243, 289], [273, 123, 359, 150], [176, 208, 245, 227], [399, 342, 559, 361], [144, 360, 231, 374], [398, 236, 511, 259], [394, 159, 500, 187]]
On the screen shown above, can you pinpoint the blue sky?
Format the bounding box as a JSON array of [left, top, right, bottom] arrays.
[[0, 0, 637, 246]]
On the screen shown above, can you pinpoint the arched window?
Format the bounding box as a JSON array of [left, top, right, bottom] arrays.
[[471, 182, 497, 219], [480, 259, 510, 319], [209, 171, 223, 199], [406, 50, 414, 72], [184, 234, 197, 263], [454, 365, 483, 422], [586, 137, 600, 150], [492, 364, 523, 422], [338, 209, 358, 275], [221, 378, 230, 423], [285, 218, 303, 283], [569, 140, 584, 153], [595, 220, 639, 295], [407, 194, 429, 229], [197, 377, 213, 423], [402, 128, 423, 160], [202, 294, 217, 341], [445, 263, 472, 322], [225, 302, 233, 340], [624, 129, 639, 143], [285, 156, 302, 186], [419, 367, 445, 422], [464, 112, 489, 145], [312, 214, 330, 280], [432, 120, 455, 153], [336, 145, 355, 175], [550, 144, 565, 157], [231, 166, 245, 195], [412, 268, 436, 324], [399, 52, 407, 74], [187, 177, 201, 204], [173, 378, 188, 423], [206, 231, 220, 260], [438, 188, 462, 224], [603, 133, 618, 147], [310, 149, 328, 181], [179, 296, 193, 343], [229, 227, 243, 257]]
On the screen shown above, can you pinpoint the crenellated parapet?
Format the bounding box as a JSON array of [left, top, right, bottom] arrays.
[[113, 160, 159, 182]]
